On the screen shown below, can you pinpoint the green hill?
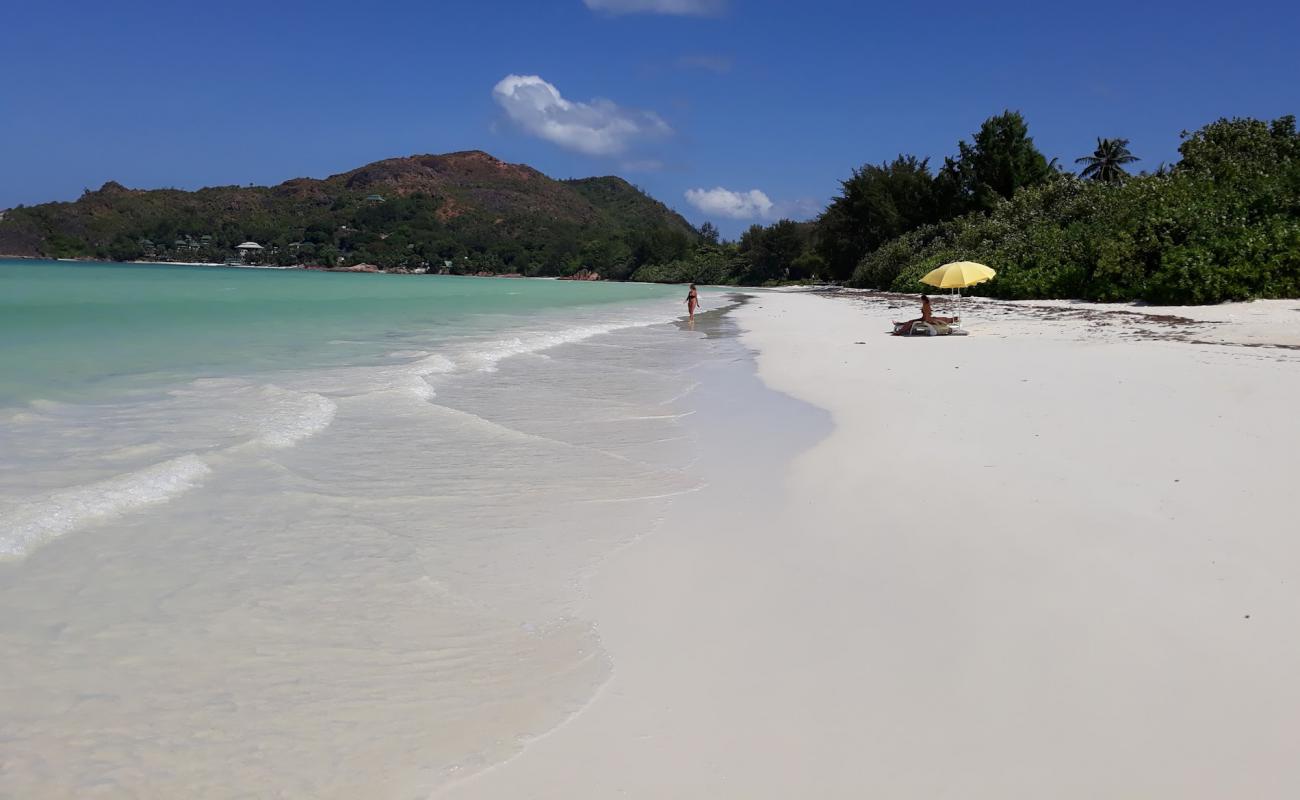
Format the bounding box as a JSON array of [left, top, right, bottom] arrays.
[[0, 151, 700, 278]]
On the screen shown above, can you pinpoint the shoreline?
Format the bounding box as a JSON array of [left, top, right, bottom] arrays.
[[442, 289, 1300, 798], [8, 255, 1299, 312], [0, 288, 714, 798], [1, 256, 641, 281], [430, 296, 832, 797]]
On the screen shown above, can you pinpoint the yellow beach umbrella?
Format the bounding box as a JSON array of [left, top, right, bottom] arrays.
[[920, 261, 996, 290], [920, 261, 996, 318]]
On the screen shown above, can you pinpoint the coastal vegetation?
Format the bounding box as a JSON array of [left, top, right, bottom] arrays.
[[2, 115, 1297, 304], [848, 115, 1300, 304], [660, 112, 1300, 305]]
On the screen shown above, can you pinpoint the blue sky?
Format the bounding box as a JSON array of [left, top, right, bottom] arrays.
[[2, 0, 1296, 236]]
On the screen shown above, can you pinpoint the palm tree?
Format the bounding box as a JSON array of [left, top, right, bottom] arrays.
[[1075, 138, 1140, 183]]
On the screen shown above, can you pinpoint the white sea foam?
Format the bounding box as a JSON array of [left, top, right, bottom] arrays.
[[408, 353, 458, 376], [253, 386, 339, 448], [350, 353, 458, 400], [474, 316, 675, 372], [403, 376, 438, 400], [0, 454, 212, 561]]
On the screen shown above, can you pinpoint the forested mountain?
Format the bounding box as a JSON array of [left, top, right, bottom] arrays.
[[0, 151, 699, 278]]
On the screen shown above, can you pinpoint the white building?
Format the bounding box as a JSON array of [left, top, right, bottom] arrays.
[[236, 241, 264, 262]]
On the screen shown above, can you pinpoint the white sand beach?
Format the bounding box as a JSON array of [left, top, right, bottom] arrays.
[[6, 280, 1299, 798], [5, 1, 1298, 794], [443, 290, 1300, 799]]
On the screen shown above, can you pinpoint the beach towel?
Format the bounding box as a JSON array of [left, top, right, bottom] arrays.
[[892, 320, 967, 337]]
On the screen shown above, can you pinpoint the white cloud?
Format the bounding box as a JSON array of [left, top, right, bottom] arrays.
[[584, 0, 726, 15], [492, 74, 672, 157], [684, 187, 774, 220]]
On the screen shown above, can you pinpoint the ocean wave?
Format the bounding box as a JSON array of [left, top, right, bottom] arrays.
[[253, 386, 339, 448], [474, 317, 674, 372], [0, 454, 212, 561], [402, 376, 437, 400], [407, 353, 458, 376]]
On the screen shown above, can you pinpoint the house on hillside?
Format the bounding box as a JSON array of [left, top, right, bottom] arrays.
[[365, 194, 385, 203], [236, 241, 264, 263]]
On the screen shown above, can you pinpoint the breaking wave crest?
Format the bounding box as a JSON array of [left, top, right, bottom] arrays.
[[474, 317, 675, 372], [0, 455, 212, 561], [254, 387, 338, 448], [0, 304, 681, 560]]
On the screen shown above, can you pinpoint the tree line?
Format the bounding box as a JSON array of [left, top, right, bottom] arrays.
[[668, 112, 1300, 305]]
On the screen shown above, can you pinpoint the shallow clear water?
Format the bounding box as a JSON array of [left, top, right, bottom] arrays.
[[0, 259, 730, 797], [0, 260, 684, 405]]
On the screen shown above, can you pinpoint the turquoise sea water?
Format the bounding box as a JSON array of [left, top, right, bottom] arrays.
[[1, 257, 725, 796], [0, 259, 682, 405]]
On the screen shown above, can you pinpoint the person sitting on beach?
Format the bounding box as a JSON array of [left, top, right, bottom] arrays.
[[893, 293, 957, 335]]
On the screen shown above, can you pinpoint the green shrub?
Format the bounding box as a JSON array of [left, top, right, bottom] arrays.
[[849, 116, 1300, 304]]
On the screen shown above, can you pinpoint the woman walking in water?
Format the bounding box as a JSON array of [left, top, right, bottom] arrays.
[[686, 283, 700, 325]]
